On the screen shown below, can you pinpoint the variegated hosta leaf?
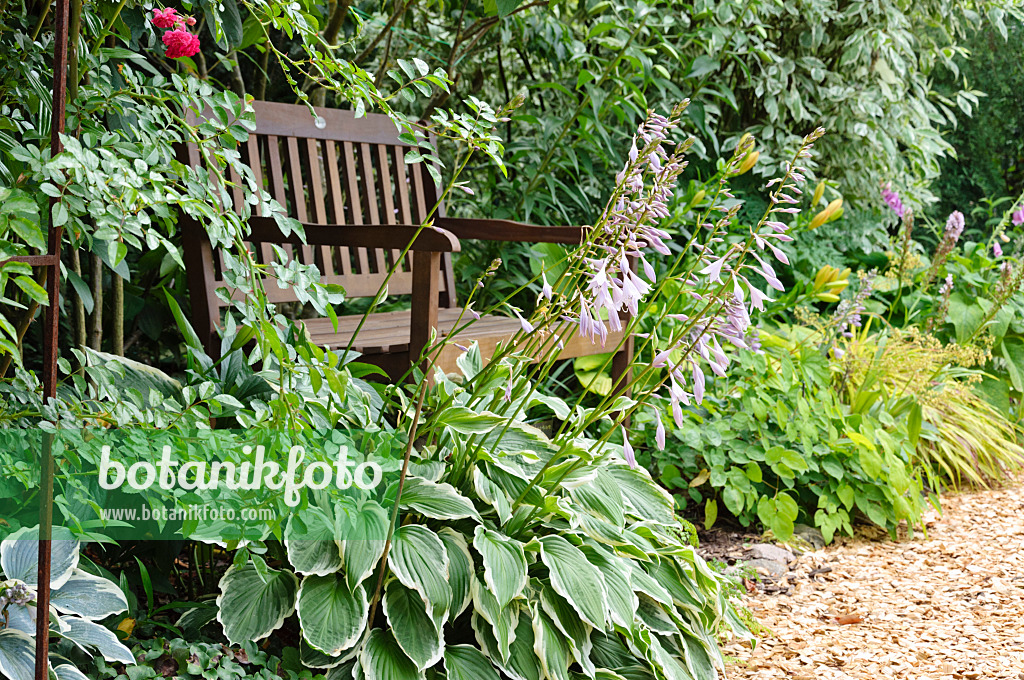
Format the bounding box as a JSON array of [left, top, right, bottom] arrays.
[[396, 477, 481, 522], [216, 563, 298, 645], [52, 663, 91, 680], [473, 608, 539, 680], [531, 610, 571, 680], [296, 573, 368, 656], [3, 604, 35, 635], [443, 645, 500, 680], [470, 578, 517, 663], [579, 544, 637, 630], [51, 570, 128, 620], [285, 509, 343, 577], [472, 527, 527, 608], [0, 629, 35, 680], [539, 586, 594, 677], [437, 528, 473, 620], [0, 526, 79, 589], [388, 525, 450, 622], [537, 536, 607, 629], [605, 466, 676, 525], [340, 502, 388, 590], [359, 628, 423, 680], [59, 617, 135, 664], [383, 581, 442, 670]]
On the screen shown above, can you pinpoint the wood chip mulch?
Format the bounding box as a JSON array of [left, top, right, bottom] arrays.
[[721, 481, 1024, 679]]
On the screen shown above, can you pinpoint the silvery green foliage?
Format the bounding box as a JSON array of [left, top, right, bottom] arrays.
[[0, 526, 132, 680], [213, 347, 748, 680]]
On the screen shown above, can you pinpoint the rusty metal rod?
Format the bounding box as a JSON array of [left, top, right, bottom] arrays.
[[35, 0, 69, 675]]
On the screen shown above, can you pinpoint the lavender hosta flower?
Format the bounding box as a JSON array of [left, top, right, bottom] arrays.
[[882, 183, 905, 218], [622, 427, 636, 468], [654, 411, 666, 450], [541, 272, 553, 300], [994, 242, 1003, 258]]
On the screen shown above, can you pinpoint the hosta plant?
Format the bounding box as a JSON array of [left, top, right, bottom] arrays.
[[0, 526, 133, 680], [211, 105, 829, 679]]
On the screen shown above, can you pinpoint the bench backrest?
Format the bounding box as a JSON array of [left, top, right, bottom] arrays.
[[181, 101, 457, 314]]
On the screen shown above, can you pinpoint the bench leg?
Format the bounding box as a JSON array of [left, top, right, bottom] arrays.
[[611, 333, 634, 428], [410, 250, 440, 381]]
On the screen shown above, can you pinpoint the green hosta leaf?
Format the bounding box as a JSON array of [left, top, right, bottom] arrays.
[[570, 469, 624, 527], [285, 509, 343, 576], [398, 477, 481, 522], [389, 525, 451, 621], [1, 525, 79, 588], [383, 581, 442, 670], [52, 664, 91, 680], [538, 536, 607, 629], [539, 586, 594, 677], [438, 528, 473, 619], [579, 544, 636, 629], [440, 407, 505, 434], [531, 610, 571, 680], [473, 468, 512, 523], [605, 466, 675, 525], [51, 569, 129, 620], [443, 645, 500, 680], [471, 577, 518, 662], [216, 562, 298, 644], [0, 630, 34, 680], [60, 617, 135, 664], [297, 573, 368, 656], [341, 502, 389, 589], [473, 526, 528, 608], [359, 628, 424, 680], [456, 343, 483, 379]]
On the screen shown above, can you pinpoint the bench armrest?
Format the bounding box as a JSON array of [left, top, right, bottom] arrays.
[[248, 217, 461, 252], [433, 218, 586, 245]]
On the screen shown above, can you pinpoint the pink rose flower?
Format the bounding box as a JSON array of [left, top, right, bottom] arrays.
[[151, 7, 179, 28], [162, 28, 200, 58]]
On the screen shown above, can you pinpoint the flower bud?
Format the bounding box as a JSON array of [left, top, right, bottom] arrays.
[[808, 209, 830, 231], [811, 181, 825, 207], [686, 190, 706, 211], [736, 150, 759, 175]]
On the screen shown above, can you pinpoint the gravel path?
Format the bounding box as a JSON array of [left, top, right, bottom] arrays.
[[722, 482, 1024, 679]]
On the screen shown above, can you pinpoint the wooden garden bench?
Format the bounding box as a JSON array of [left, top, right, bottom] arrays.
[[179, 101, 633, 381]]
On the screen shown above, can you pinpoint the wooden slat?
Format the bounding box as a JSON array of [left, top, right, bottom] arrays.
[[249, 101, 415, 146], [304, 138, 334, 276], [242, 137, 275, 266], [342, 141, 371, 276], [322, 140, 351, 276], [358, 143, 388, 275], [286, 136, 314, 266]]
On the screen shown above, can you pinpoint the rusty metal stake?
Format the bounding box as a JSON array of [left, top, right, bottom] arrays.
[[35, 0, 69, 676]]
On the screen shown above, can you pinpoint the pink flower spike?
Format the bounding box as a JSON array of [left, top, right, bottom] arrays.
[[622, 427, 636, 469], [152, 7, 179, 28]]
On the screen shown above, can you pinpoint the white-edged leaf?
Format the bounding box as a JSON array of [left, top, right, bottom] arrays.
[[51, 569, 128, 620], [60, 617, 135, 664], [0, 629, 34, 680], [531, 610, 571, 680], [1, 526, 79, 588], [398, 477, 481, 522], [472, 468, 512, 524], [285, 510, 343, 576], [470, 578, 518, 663], [538, 536, 607, 629], [2, 605, 35, 635], [359, 628, 424, 680], [437, 528, 473, 619], [472, 527, 527, 608], [53, 664, 91, 680], [215, 563, 298, 644], [605, 466, 675, 525], [443, 645, 500, 680], [340, 502, 388, 590], [297, 573, 368, 656], [388, 526, 450, 621], [383, 581, 442, 670]]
